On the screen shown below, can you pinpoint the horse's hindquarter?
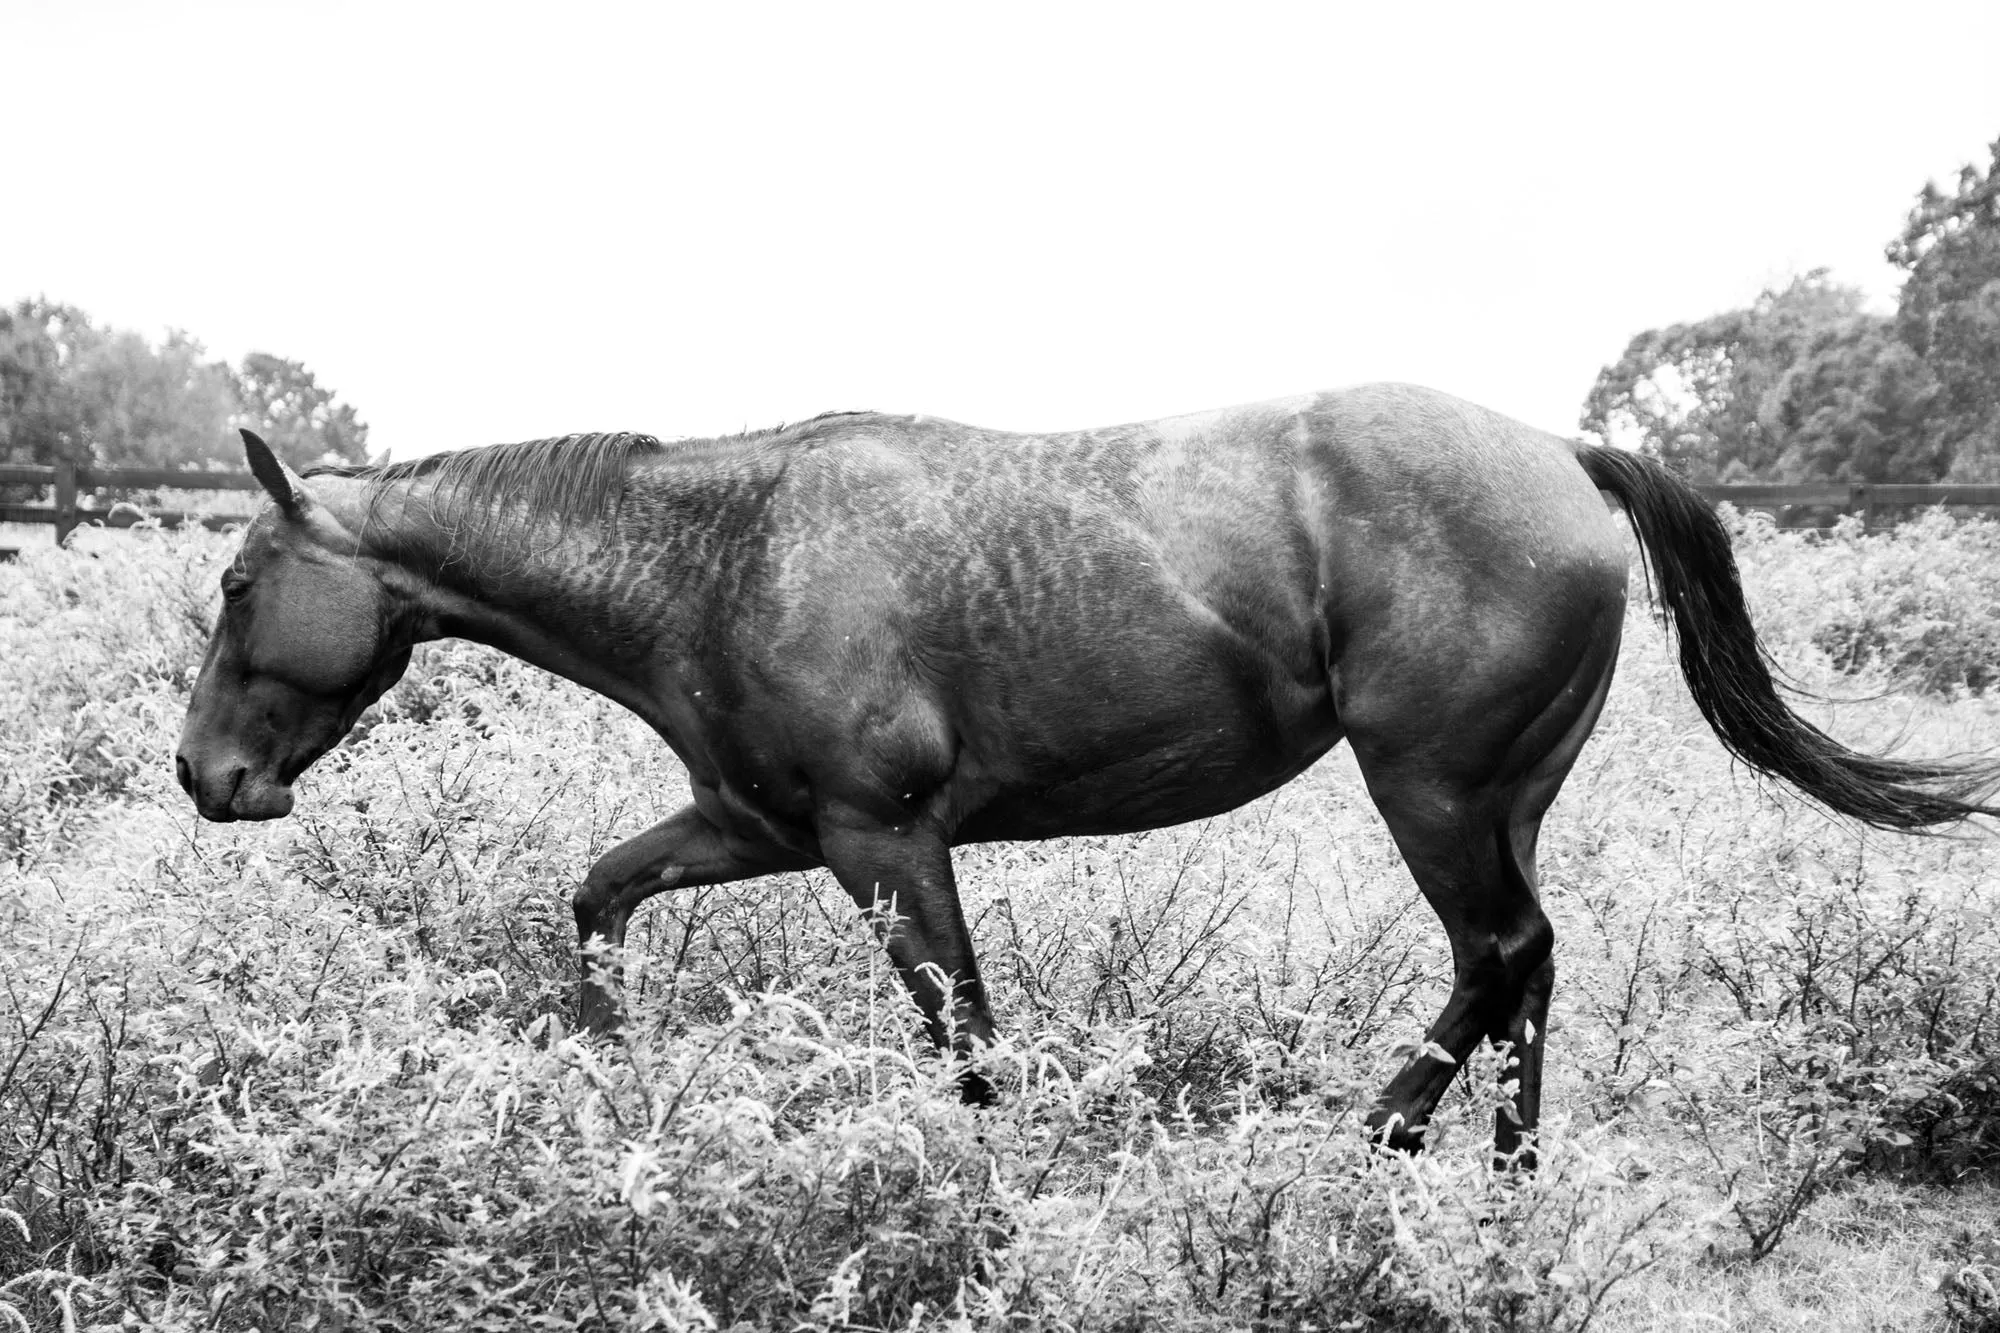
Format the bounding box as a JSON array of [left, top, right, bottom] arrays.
[[1304, 386, 1631, 783]]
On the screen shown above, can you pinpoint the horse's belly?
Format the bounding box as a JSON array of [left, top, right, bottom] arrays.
[[954, 679, 1341, 843]]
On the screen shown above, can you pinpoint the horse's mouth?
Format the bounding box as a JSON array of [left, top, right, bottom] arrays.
[[178, 757, 296, 822], [224, 787, 294, 821], [221, 773, 295, 821]]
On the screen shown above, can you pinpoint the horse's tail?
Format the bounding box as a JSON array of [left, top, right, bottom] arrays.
[[1576, 444, 2000, 830]]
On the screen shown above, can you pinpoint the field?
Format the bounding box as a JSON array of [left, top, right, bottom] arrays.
[[2, 511, 1998, 1331]]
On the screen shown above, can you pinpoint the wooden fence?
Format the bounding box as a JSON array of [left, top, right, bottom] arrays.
[[4, 463, 2000, 551], [1696, 481, 2000, 527], [0, 459, 262, 543]]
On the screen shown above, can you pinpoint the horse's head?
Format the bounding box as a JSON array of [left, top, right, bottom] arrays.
[[176, 431, 415, 821]]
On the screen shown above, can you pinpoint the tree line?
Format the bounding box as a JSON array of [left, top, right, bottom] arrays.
[[1582, 136, 2000, 484], [0, 299, 370, 475]]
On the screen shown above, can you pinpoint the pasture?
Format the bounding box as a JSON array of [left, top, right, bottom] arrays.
[[2, 512, 1997, 1331]]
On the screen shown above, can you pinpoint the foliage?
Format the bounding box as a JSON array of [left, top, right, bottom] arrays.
[[0, 300, 93, 468], [1942, 1226, 2000, 1332], [0, 523, 217, 860], [2, 517, 1999, 1330], [0, 298, 370, 473], [1726, 508, 2000, 696], [1579, 273, 1950, 484], [1584, 134, 2000, 485], [66, 329, 239, 470], [1763, 322, 1945, 484], [235, 351, 371, 471], [1889, 136, 2000, 483]]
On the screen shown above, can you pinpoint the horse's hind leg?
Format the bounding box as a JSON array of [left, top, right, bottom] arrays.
[[1354, 783, 1550, 1158], [1350, 635, 1617, 1167]]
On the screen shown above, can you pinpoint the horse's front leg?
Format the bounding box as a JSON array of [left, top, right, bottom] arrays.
[[574, 803, 815, 1033], [816, 808, 996, 1104]]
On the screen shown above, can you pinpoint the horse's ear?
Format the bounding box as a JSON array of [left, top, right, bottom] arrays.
[[240, 429, 313, 517]]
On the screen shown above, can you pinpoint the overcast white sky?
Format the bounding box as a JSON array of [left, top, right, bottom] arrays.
[[6, 2, 1998, 460]]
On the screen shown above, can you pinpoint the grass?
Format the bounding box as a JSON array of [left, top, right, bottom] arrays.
[[1, 513, 1996, 1330]]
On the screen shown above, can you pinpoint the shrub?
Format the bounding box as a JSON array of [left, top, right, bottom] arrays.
[[1729, 509, 2000, 695], [0, 525, 221, 860], [4, 506, 1999, 1329]]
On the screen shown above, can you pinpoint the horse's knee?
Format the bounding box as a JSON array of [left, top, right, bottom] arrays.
[[573, 866, 631, 946]]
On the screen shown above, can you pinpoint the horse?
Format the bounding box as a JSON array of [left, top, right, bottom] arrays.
[[176, 383, 1999, 1165]]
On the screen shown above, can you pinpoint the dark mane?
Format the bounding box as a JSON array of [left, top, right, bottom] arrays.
[[307, 431, 665, 533], [302, 413, 879, 560]]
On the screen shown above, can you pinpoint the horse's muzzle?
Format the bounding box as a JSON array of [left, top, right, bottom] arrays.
[[176, 753, 294, 821]]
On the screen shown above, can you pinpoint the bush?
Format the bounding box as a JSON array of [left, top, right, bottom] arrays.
[[1730, 509, 2000, 695], [4, 512, 1998, 1329], [0, 525, 220, 859]]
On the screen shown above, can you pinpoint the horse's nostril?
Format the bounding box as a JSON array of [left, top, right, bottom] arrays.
[[175, 754, 193, 795]]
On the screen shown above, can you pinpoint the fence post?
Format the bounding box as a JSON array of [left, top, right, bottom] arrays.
[[1850, 482, 1873, 532], [53, 457, 78, 545]]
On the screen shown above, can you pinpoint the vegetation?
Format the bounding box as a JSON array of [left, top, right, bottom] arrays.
[[1583, 137, 2000, 485], [1, 509, 1996, 1330], [0, 300, 369, 474]]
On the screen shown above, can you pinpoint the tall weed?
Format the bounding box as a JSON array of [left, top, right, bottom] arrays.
[[1730, 509, 2000, 695], [2, 514, 1998, 1329]]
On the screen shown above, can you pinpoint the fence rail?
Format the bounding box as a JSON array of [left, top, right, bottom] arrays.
[[5, 463, 2000, 551], [0, 459, 261, 542], [1695, 482, 2000, 527]]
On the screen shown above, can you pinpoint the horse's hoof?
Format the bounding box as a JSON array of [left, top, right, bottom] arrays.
[[958, 1068, 997, 1107]]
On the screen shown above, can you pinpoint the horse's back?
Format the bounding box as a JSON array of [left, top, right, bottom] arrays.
[[658, 386, 1632, 844], [741, 381, 1630, 737], [766, 383, 1621, 564]]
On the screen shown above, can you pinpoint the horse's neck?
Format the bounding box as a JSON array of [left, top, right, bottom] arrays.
[[320, 467, 719, 721]]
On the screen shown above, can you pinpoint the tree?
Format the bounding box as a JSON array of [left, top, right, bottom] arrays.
[[0, 300, 372, 474], [68, 329, 239, 469], [1578, 273, 1927, 482], [1769, 323, 1943, 482], [1889, 137, 2000, 480], [1586, 136, 2000, 484], [233, 352, 371, 470], [0, 299, 96, 466]]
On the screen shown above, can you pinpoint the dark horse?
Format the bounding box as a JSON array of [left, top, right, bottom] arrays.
[[177, 384, 1998, 1163]]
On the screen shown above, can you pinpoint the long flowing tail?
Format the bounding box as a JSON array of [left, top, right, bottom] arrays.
[[1577, 445, 2000, 830]]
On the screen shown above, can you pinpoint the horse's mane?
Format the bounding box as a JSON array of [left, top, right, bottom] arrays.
[[302, 412, 875, 561], [306, 431, 666, 536]]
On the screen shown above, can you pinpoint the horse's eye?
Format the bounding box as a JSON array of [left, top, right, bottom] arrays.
[[222, 580, 251, 603]]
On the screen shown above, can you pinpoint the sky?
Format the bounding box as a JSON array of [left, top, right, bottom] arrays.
[[7, 2, 1999, 461]]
